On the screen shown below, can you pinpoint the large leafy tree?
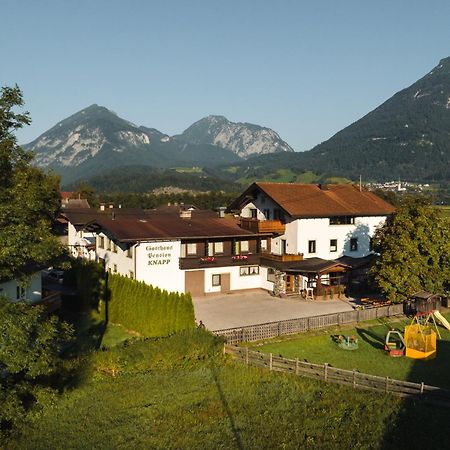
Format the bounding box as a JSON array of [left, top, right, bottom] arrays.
[[371, 197, 450, 302], [0, 85, 65, 282], [0, 296, 73, 434]]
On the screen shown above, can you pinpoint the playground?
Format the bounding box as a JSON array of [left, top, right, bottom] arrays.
[[250, 311, 450, 389]]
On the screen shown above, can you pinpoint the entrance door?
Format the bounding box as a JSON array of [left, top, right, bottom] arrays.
[[185, 270, 205, 297], [285, 274, 294, 292], [221, 273, 231, 293]]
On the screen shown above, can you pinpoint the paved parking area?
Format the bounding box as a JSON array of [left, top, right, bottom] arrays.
[[193, 290, 354, 331]]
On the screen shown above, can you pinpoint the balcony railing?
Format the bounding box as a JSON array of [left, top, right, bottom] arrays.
[[179, 253, 261, 270], [261, 252, 304, 262], [240, 218, 286, 234]]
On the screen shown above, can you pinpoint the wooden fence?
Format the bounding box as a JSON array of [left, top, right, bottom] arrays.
[[225, 345, 450, 406], [213, 303, 404, 344]]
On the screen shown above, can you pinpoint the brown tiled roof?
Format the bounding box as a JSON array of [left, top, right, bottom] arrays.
[[86, 210, 267, 242], [260, 257, 351, 274], [231, 182, 395, 218], [61, 208, 149, 225]]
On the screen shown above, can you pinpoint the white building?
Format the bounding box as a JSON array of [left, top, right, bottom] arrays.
[[0, 272, 42, 303], [64, 183, 395, 298]]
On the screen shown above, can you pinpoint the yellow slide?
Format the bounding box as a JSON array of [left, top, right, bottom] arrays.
[[433, 310, 450, 332]]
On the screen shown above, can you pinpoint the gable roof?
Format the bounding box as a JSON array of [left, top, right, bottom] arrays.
[[229, 182, 395, 218]]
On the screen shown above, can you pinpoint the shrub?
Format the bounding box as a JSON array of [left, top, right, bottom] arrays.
[[101, 274, 195, 337]]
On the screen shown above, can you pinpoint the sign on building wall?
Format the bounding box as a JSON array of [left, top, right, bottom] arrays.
[[135, 240, 184, 293]]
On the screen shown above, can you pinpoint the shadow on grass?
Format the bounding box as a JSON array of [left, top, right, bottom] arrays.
[[356, 327, 385, 350], [210, 365, 244, 450], [381, 338, 450, 448]]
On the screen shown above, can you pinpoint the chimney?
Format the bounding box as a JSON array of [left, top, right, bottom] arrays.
[[112, 212, 116, 220], [109, 204, 114, 209], [100, 203, 105, 211], [217, 207, 227, 218]]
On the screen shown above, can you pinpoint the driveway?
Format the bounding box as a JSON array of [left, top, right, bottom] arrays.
[[193, 290, 354, 331]]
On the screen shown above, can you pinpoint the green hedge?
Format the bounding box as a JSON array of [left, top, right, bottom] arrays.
[[101, 274, 195, 337]]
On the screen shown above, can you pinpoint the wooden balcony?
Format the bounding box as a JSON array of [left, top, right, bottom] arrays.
[[261, 252, 304, 262], [240, 218, 285, 234], [179, 253, 261, 270]]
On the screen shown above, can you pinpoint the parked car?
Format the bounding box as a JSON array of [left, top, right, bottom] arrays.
[[43, 268, 64, 284]]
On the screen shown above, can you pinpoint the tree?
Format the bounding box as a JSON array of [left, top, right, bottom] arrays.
[[0, 296, 73, 434], [0, 85, 66, 282], [371, 197, 450, 302]]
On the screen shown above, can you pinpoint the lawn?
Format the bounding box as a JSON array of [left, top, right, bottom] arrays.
[[5, 329, 450, 449], [249, 313, 450, 389]]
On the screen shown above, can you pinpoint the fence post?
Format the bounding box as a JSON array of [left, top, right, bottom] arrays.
[[324, 363, 328, 382], [385, 376, 389, 393], [296, 358, 299, 376], [352, 369, 356, 388], [278, 321, 281, 337], [269, 353, 273, 371], [375, 307, 379, 319], [245, 346, 249, 365], [420, 382, 424, 394], [357, 310, 360, 323], [337, 312, 341, 327], [307, 317, 311, 331]]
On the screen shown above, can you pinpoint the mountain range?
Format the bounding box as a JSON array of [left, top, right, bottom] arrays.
[[26, 56, 450, 190], [25, 107, 293, 184]]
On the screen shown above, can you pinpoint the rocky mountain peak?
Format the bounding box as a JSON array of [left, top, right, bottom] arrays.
[[177, 115, 294, 158]]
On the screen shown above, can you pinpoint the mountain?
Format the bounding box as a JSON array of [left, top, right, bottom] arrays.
[[25, 107, 292, 184], [215, 57, 450, 183], [175, 115, 294, 158], [302, 57, 450, 181]]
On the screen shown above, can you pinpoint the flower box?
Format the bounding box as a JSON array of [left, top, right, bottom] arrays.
[[200, 257, 216, 263], [232, 255, 248, 262]]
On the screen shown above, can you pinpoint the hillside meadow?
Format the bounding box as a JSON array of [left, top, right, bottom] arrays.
[[5, 329, 449, 449]]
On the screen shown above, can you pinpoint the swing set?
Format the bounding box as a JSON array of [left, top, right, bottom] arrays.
[[404, 311, 440, 360]]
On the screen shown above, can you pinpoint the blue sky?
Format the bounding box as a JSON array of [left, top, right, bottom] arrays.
[[2, 0, 450, 150]]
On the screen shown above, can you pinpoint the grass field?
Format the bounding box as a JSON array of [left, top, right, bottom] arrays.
[[5, 327, 450, 449], [249, 313, 450, 389]]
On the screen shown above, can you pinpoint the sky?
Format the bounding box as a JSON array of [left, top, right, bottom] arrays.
[[2, 0, 450, 150]]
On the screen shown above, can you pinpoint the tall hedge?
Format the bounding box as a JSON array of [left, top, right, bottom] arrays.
[[101, 274, 195, 337]]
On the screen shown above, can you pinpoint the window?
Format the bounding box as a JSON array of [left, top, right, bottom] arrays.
[[214, 242, 224, 254], [129, 270, 134, 279], [98, 236, 104, 249], [240, 266, 259, 276], [250, 208, 257, 219], [113, 264, 117, 273], [267, 268, 276, 283], [330, 239, 337, 252], [263, 209, 270, 220], [187, 243, 197, 255], [330, 216, 355, 225], [308, 240, 316, 254], [16, 285, 25, 300], [106, 238, 111, 251], [212, 274, 221, 286], [240, 240, 249, 253], [112, 241, 117, 253], [350, 238, 358, 252], [260, 239, 268, 252], [281, 239, 287, 255], [126, 246, 132, 258], [273, 208, 284, 220]]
